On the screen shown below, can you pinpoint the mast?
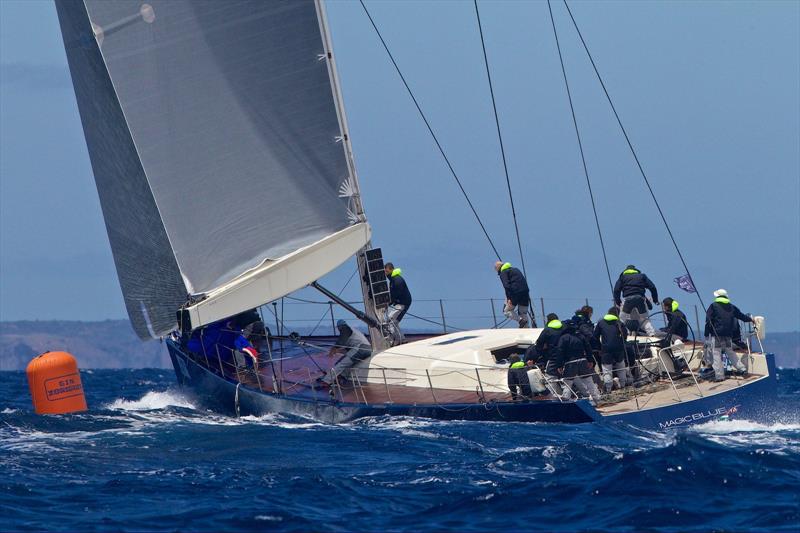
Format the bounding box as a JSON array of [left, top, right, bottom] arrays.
[[315, 0, 388, 352]]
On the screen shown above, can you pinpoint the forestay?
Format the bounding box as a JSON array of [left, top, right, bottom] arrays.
[[56, 0, 369, 339]]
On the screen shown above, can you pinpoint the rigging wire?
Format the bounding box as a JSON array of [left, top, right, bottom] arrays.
[[307, 267, 360, 336], [358, 0, 502, 260], [546, 0, 614, 293], [473, 0, 528, 278], [561, 0, 705, 309]]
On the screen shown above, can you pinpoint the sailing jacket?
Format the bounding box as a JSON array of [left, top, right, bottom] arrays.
[[571, 312, 597, 348], [593, 315, 628, 364], [554, 327, 594, 377], [507, 361, 532, 400], [704, 298, 752, 338], [498, 263, 530, 305], [335, 326, 372, 359], [530, 320, 564, 366], [388, 269, 412, 307], [613, 269, 658, 306], [662, 309, 689, 340], [186, 322, 254, 361]]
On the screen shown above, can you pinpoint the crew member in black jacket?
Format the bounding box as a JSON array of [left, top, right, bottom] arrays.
[[554, 320, 601, 403], [612, 265, 658, 335], [384, 262, 412, 345], [658, 297, 690, 373], [660, 297, 689, 341], [525, 313, 562, 371], [495, 261, 531, 328], [592, 308, 630, 393], [507, 354, 532, 401], [704, 289, 754, 381]]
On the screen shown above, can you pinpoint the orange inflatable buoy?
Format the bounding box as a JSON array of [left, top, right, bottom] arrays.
[[26, 351, 87, 414]]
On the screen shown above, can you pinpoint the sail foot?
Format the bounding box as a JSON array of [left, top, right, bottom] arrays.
[[180, 222, 371, 331]]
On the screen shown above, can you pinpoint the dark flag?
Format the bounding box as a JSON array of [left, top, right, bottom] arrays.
[[674, 274, 697, 293]]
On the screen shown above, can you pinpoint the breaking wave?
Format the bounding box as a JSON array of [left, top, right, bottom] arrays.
[[107, 390, 196, 411]]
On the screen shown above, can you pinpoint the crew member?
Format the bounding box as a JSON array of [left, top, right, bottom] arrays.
[[384, 262, 412, 345], [612, 264, 658, 335], [524, 313, 564, 395], [554, 320, 601, 403], [704, 289, 754, 381], [507, 354, 532, 401], [660, 297, 688, 341], [572, 305, 597, 348], [592, 307, 629, 394], [187, 319, 259, 369], [323, 320, 373, 384], [659, 297, 689, 373], [495, 261, 530, 328], [572, 305, 602, 388], [526, 313, 562, 371]]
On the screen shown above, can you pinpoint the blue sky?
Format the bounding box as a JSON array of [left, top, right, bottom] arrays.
[[1, 0, 798, 332]]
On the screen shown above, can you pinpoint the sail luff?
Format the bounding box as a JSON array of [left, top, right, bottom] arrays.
[[315, 0, 388, 350], [315, 0, 365, 221]]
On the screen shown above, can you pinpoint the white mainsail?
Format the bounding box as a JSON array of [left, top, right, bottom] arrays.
[[56, 0, 369, 338]]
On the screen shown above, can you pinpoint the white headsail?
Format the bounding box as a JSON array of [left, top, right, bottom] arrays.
[[56, 0, 369, 338]]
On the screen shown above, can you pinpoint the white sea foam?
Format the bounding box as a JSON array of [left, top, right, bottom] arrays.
[[355, 416, 444, 439], [409, 476, 449, 484], [507, 446, 537, 454], [1, 408, 18, 414], [107, 390, 195, 411], [254, 515, 283, 522], [238, 413, 325, 429], [690, 419, 800, 455], [690, 419, 800, 434]]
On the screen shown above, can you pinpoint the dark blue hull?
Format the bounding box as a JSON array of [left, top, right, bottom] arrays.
[[597, 353, 780, 430], [167, 340, 594, 424], [166, 340, 778, 430]]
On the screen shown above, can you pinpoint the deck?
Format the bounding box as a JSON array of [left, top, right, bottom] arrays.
[[188, 334, 768, 415], [597, 372, 764, 415]]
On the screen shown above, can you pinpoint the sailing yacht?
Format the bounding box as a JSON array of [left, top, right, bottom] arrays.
[[55, 0, 778, 430]]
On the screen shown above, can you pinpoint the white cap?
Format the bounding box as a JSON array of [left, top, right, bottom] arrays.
[[713, 289, 728, 298]]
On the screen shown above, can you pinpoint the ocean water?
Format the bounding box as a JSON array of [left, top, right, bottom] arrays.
[[2, 368, 798, 532]]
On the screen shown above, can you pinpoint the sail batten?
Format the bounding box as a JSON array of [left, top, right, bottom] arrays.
[[57, 0, 367, 338]]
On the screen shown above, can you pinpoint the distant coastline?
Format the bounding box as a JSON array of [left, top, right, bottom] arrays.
[[1, 320, 798, 370]]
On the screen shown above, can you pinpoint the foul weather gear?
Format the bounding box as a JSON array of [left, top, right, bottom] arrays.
[[613, 268, 658, 307], [705, 298, 752, 338], [388, 269, 412, 308], [507, 361, 532, 400], [593, 315, 630, 393], [592, 315, 629, 364], [554, 326, 601, 402], [708, 335, 746, 381], [530, 320, 564, 368], [326, 326, 372, 384], [662, 307, 689, 340], [498, 264, 530, 306]]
